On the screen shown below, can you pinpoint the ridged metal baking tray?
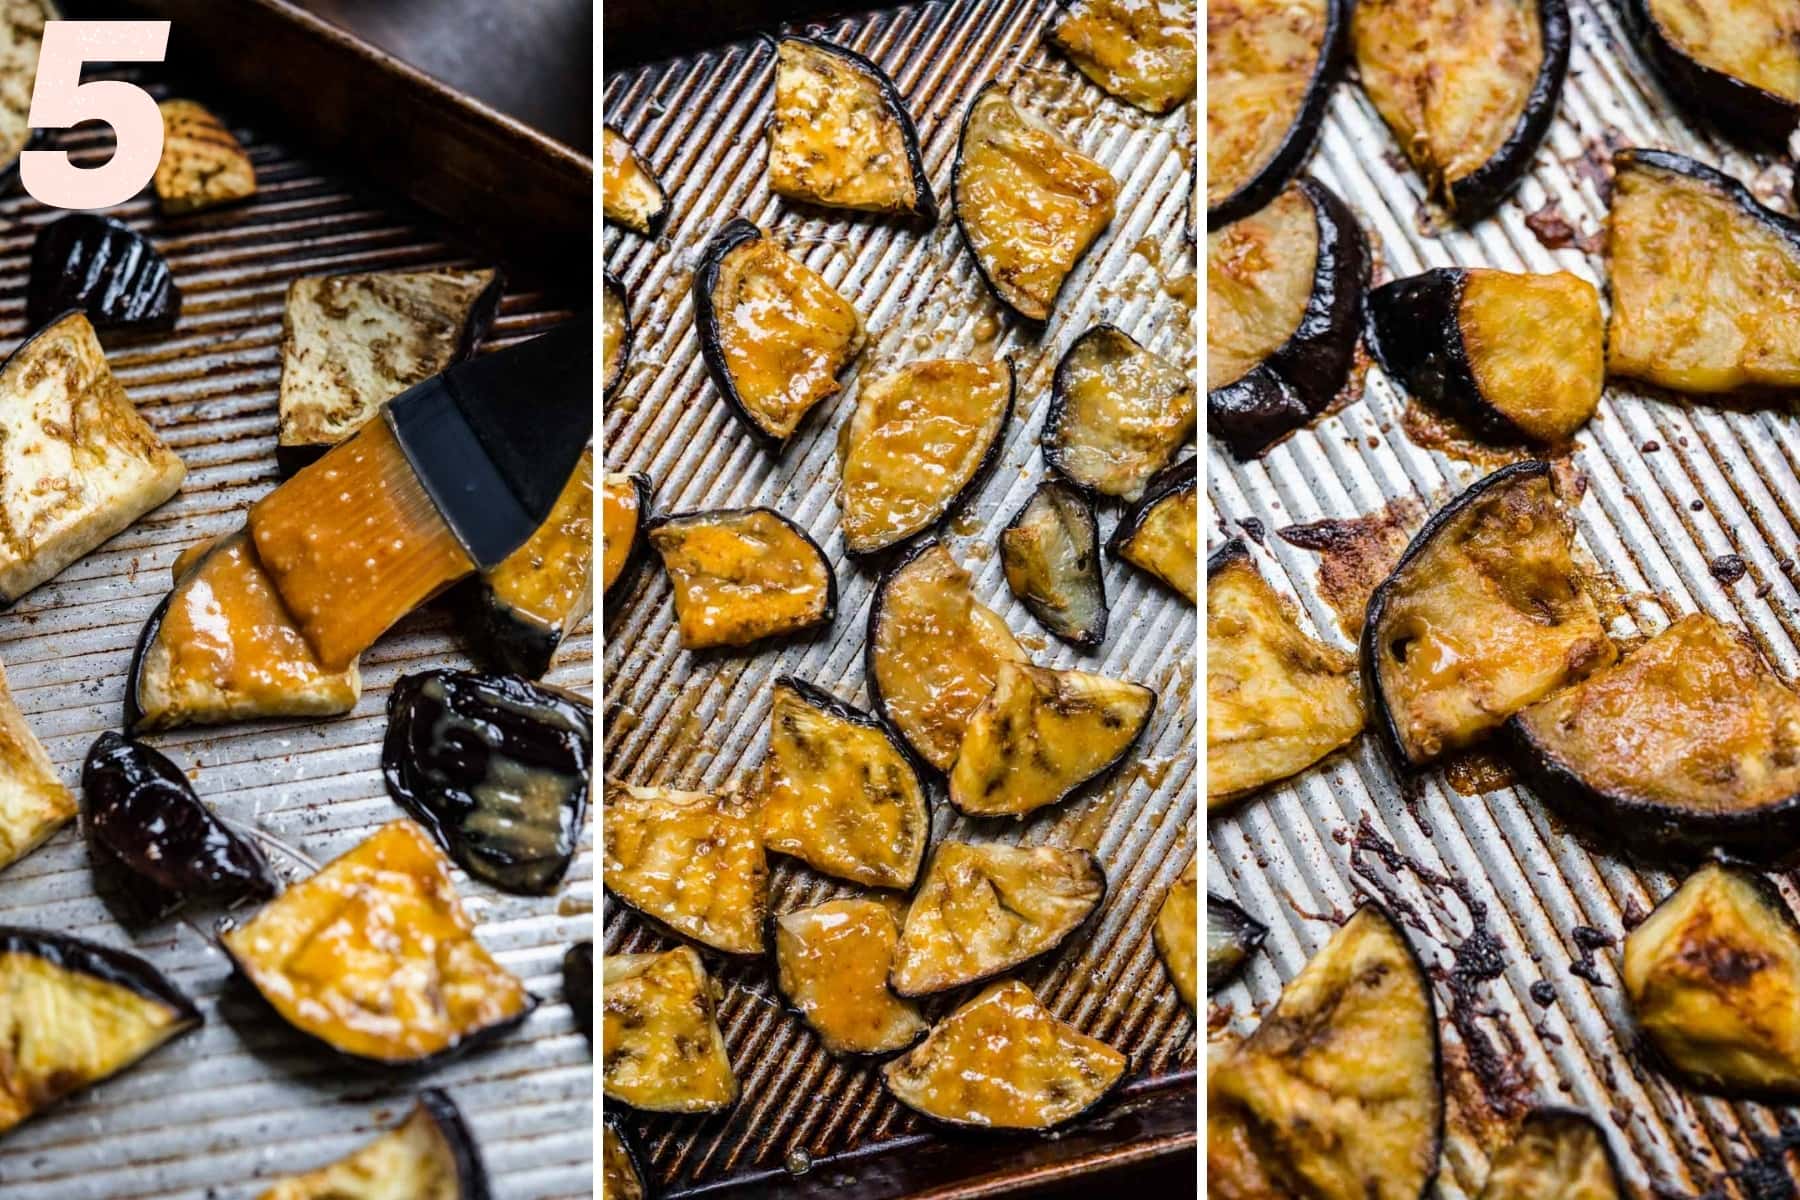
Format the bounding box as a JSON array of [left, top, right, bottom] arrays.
[[1207, 1, 1800, 1195], [0, 81, 592, 1200], [602, 0, 1198, 1194]]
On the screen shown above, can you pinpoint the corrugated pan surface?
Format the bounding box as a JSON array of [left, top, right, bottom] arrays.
[[1208, 1, 1800, 1196], [0, 80, 591, 1200], [602, 1, 1197, 1194]]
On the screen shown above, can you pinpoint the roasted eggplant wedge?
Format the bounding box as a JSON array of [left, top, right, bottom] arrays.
[[565, 941, 593, 1044], [603, 947, 738, 1113], [1156, 859, 1200, 1008], [0, 658, 75, 875], [602, 781, 769, 955], [602, 471, 653, 609], [1351, 0, 1570, 218], [258, 1090, 491, 1200], [890, 841, 1104, 996], [1478, 1108, 1624, 1200], [1207, 538, 1362, 807], [603, 271, 633, 400], [0, 3, 47, 184], [694, 219, 866, 446], [602, 1116, 649, 1200], [1206, 890, 1269, 993], [1048, 0, 1198, 115], [840, 357, 1013, 554], [952, 83, 1119, 321], [1618, 0, 1800, 144], [1045, 325, 1194, 501], [1363, 461, 1614, 768], [1622, 863, 1800, 1098], [948, 662, 1154, 817], [1368, 268, 1603, 444], [759, 677, 929, 890], [768, 36, 935, 220], [867, 540, 1028, 771], [773, 898, 928, 1056], [0, 927, 201, 1135], [220, 819, 536, 1065], [29, 214, 180, 333], [1607, 149, 1800, 395], [155, 99, 257, 214], [603, 124, 669, 236], [999, 479, 1107, 648], [1110, 456, 1198, 604], [646, 507, 836, 650], [1208, 179, 1368, 458], [1208, 902, 1443, 1198]]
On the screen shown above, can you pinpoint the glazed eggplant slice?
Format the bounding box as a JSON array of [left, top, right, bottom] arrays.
[[948, 662, 1154, 817], [1478, 1108, 1624, 1200], [602, 124, 668, 236], [1208, 903, 1442, 1199], [1363, 461, 1614, 768], [602, 1116, 649, 1200], [1207, 538, 1362, 807], [867, 540, 1028, 771], [1622, 863, 1800, 1098], [1208, 179, 1368, 458], [1156, 860, 1200, 1008], [773, 898, 928, 1057], [29, 214, 180, 333], [759, 677, 929, 890], [602, 471, 653, 608], [840, 357, 1013, 554], [1206, 890, 1269, 993], [0, 3, 47, 184], [1351, 0, 1570, 218], [603, 271, 633, 401], [647, 507, 836, 650], [155, 99, 257, 214], [602, 781, 768, 955], [952, 83, 1119, 321], [220, 819, 536, 1065], [890, 841, 1104, 996], [1608, 149, 1800, 395], [999, 480, 1107, 648], [1049, 0, 1198, 115], [603, 947, 738, 1113], [0, 658, 75, 875], [383, 670, 592, 896], [258, 1090, 491, 1200], [694, 219, 866, 446], [1618, 0, 1800, 144], [883, 980, 1126, 1130], [1045, 325, 1195, 501], [769, 36, 935, 220], [0, 927, 201, 1134], [565, 941, 593, 1044], [1368, 268, 1604, 444], [1110, 457, 1198, 604]]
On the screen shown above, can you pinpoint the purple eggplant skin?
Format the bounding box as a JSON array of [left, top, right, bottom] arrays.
[[1366, 268, 1524, 443], [29, 214, 181, 334], [81, 731, 278, 921], [563, 941, 593, 1045], [1206, 890, 1269, 993], [1207, 536, 1250, 580], [1443, 0, 1572, 219], [1208, 178, 1369, 459], [999, 478, 1107, 649], [605, 471, 655, 618], [603, 270, 634, 402], [413, 1089, 495, 1200], [693, 220, 804, 449], [603, 1113, 653, 1200], [0, 924, 201, 1030], [1614, 0, 1799, 146], [1107, 455, 1196, 561]]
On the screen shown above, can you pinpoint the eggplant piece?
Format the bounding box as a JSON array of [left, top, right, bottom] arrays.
[[0, 926, 201, 1134], [81, 731, 276, 919], [603, 124, 669, 235], [839, 357, 1013, 554], [646, 507, 836, 650], [0, 3, 48, 186], [999, 479, 1108, 648], [220, 819, 536, 1065], [951, 83, 1119, 321], [1607, 148, 1800, 395], [154, 99, 257, 214], [602, 471, 653, 609], [1368, 268, 1604, 444], [127, 530, 361, 733], [759, 677, 929, 890], [1617, 0, 1800, 145], [257, 1090, 492, 1200], [1208, 903, 1443, 1199], [0, 658, 75, 876], [1622, 863, 1800, 1098], [1208, 178, 1368, 458], [1206, 538, 1362, 808], [602, 947, 738, 1113], [383, 669, 592, 896], [882, 980, 1127, 1130], [867, 540, 1028, 771], [1478, 1108, 1624, 1200], [694, 219, 866, 446], [602, 780, 769, 955], [564, 941, 593, 1045], [768, 36, 935, 220], [947, 662, 1154, 817], [603, 271, 633, 401], [1362, 461, 1615, 768], [1351, 0, 1571, 219], [1156, 859, 1200, 1008], [1206, 889, 1269, 993], [1048, 0, 1198, 115], [890, 840, 1105, 996], [773, 898, 928, 1056], [29, 214, 181, 333], [602, 1116, 650, 1200], [1045, 324, 1195, 501], [1110, 456, 1198, 604]]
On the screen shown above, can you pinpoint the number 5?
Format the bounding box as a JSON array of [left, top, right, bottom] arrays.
[[21, 21, 171, 210]]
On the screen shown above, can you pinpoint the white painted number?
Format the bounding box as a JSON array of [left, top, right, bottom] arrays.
[[21, 20, 171, 210]]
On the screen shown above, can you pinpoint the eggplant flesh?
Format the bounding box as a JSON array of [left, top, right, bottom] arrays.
[[0, 658, 75, 875], [602, 781, 769, 955], [565, 941, 593, 1045], [1478, 1109, 1623, 1200], [759, 678, 929, 890], [603, 125, 668, 235], [257, 1090, 491, 1200], [603, 271, 633, 400], [1049, 0, 1198, 115], [1208, 903, 1442, 1200], [999, 479, 1108, 648], [1157, 860, 1200, 1008], [1046, 324, 1194, 501], [1111, 457, 1198, 604], [155, 99, 257, 214], [774, 899, 928, 1056], [1207, 889, 1269, 994], [1207, 0, 1336, 225], [602, 1118, 649, 1200], [602, 471, 652, 606], [602, 947, 738, 1113], [890, 841, 1105, 996], [647, 507, 836, 650], [29, 214, 180, 333], [1627, 0, 1800, 143]]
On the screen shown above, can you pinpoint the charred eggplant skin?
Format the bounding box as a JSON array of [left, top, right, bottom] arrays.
[[0, 925, 201, 1027], [603, 270, 634, 403], [1615, 0, 1800, 145], [604, 471, 654, 614]]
